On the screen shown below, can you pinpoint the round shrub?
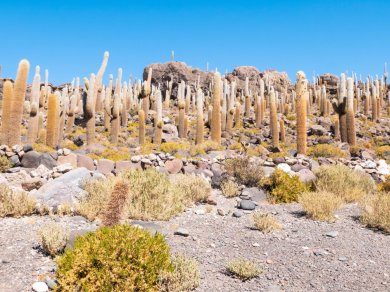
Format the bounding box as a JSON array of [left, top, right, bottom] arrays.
[[55, 224, 172, 291], [225, 156, 264, 187], [260, 169, 309, 203]]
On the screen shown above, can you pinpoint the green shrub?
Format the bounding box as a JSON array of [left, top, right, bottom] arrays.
[[225, 156, 263, 187], [315, 164, 375, 202], [0, 156, 11, 172], [0, 184, 35, 217], [159, 253, 200, 291], [260, 169, 309, 203], [55, 224, 172, 291], [307, 144, 347, 158], [361, 192, 390, 233]]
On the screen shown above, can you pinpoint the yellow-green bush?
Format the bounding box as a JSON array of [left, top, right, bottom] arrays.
[[78, 169, 208, 221], [225, 156, 264, 187], [221, 180, 239, 198], [361, 192, 390, 233], [0, 156, 11, 172], [307, 144, 347, 158], [314, 164, 375, 202], [0, 184, 36, 217], [159, 142, 190, 154], [299, 191, 343, 221], [37, 222, 69, 257], [159, 254, 200, 291], [55, 225, 172, 291], [189, 140, 223, 156], [378, 175, 390, 192], [375, 145, 390, 159], [260, 169, 309, 203]]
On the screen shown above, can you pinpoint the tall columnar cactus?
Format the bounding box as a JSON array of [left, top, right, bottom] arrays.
[[178, 100, 186, 138], [121, 83, 128, 127], [279, 119, 286, 143], [66, 93, 77, 133], [84, 74, 96, 147], [154, 90, 163, 144], [0, 81, 13, 145], [269, 87, 279, 148], [211, 72, 222, 144], [46, 93, 59, 148], [346, 77, 356, 146], [255, 80, 263, 127], [95, 51, 109, 112], [296, 71, 308, 155], [196, 89, 204, 144], [244, 77, 251, 118], [332, 73, 348, 143], [142, 68, 152, 115], [27, 66, 41, 143], [372, 84, 378, 122], [138, 109, 145, 145], [110, 93, 121, 144], [58, 88, 69, 145], [320, 85, 327, 117], [185, 85, 191, 113], [9, 59, 30, 146], [104, 74, 113, 131]]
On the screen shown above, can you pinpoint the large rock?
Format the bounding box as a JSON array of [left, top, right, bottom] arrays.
[[21, 151, 41, 168], [57, 153, 77, 168], [164, 159, 183, 174], [144, 61, 213, 95], [77, 154, 95, 170], [96, 159, 115, 175], [33, 167, 104, 208]]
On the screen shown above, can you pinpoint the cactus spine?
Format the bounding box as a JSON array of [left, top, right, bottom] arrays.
[[296, 71, 308, 155], [9, 59, 30, 146], [46, 93, 59, 147], [0, 81, 13, 145], [346, 77, 356, 146], [211, 72, 222, 144], [269, 88, 279, 147]]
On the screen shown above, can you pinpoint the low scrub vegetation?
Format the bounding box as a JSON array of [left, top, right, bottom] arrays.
[[37, 222, 69, 257], [299, 191, 343, 221], [307, 144, 347, 158], [252, 213, 282, 233], [159, 253, 200, 291], [361, 192, 390, 233], [221, 180, 239, 198], [226, 258, 262, 281], [260, 169, 309, 203], [78, 168, 212, 221], [314, 164, 375, 202], [0, 184, 36, 217], [0, 156, 11, 172], [56, 225, 172, 291], [225, 156, 264, 187]]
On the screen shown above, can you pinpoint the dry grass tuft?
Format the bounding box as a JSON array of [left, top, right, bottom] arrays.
[[173, 174, 211, 204], [315, 164, 375, 203], [225, 156, 263, 187], [0, 156, 11, 172], [38, 222, 69, 257], [159, 253, 200, 291], [307, 144, 347, 158], [361, 192, 390, 233], [252, 213, 282, 233], [0, 185, 36, 217], [299, 191, 343, 221], [221, 180, 239, 198], [102, 181, 130, 226], [226, 258, 262, 281]]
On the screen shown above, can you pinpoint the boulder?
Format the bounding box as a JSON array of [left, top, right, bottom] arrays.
[[77, 154, 95, 170], [33, 167, 103, 208], [96, 159, 115, 175], [57, 153, 77, 168], [21, 151, 41, 168], [165, 159, 183, 174], [297, 169, 316, 183]]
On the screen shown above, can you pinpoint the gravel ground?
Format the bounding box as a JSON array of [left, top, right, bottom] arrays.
[[0, 199, 389, 292]]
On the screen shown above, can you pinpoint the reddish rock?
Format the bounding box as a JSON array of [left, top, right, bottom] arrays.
[[96, 159, 115, 175], [21, 178, 44, 191], [57, 153, 77, 168], [77, 154, 95, 171], [115, 160, 141, 174], [164, 159, 183, 174]]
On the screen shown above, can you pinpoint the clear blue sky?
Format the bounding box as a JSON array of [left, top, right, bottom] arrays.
[[0, 0, 389, 83]]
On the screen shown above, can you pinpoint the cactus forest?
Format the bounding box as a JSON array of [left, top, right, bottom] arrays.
[[1, 1, 390, 292]]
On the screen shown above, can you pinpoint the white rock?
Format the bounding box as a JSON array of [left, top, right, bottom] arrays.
[[277, 163, 291, 173], [131, 155, 141, 163], [54, 163, 73, 174], [63, 148, 71, 156], [32, 281, 48, 292]]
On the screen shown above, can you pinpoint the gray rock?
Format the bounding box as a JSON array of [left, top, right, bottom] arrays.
[[174, 228, 189, 237], [233, 211, 243, 218], [9, 155, 20, 166], [239, 199, 256, 210], [309, 125, 328, 136], [23, 144, 33, 152], [33, 167, 101, 208], [39, 153, 57, 169], [131, 220, 166, 235], [297, 169, 316, 183], [241, 187, 267, 204], [324, 231, 339, 238], [262, 166, 275, 177]]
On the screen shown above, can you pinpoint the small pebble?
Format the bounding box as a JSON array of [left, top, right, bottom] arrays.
[[174, 228, 189, 237], [32, 282, 48, 292]]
